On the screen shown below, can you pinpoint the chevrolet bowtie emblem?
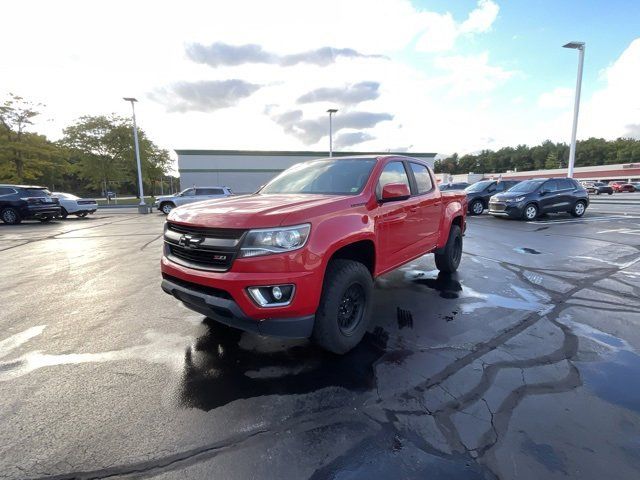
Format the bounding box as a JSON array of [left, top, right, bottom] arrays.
[[178, 234, 204, 248]]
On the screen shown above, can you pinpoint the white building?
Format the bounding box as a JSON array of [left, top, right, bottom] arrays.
[[176, 150, 437, 193]]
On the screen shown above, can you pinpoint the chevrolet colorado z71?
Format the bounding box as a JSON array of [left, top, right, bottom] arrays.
[[161, 155, 467, 353]]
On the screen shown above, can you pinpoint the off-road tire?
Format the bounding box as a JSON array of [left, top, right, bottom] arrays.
[[313, 259, 373, 354], [435, 224, 463, 273]]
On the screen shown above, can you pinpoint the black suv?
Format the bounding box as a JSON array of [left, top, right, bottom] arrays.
[[488, 178, 589, 220], [0, 185, 61, 224], [439, 182, 469, 191], [465, 180, 520, 215]]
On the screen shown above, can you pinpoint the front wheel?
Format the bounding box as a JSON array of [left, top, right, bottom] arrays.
[[570, 200, 587, 217], [57, 208, 68, 219], [313, 259, 373, 354], [160, 202, 175, 215], [1, 207, 21, 225], [608, 191, 613, 195], [522, 203, 538, 221], [469, 199, 484, 215], [435, 224, 463, 273]]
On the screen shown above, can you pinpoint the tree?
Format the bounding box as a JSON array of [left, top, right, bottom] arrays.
[[545, 152, 558, 169], [0, 93, 64, 182], [61, 115, 172, 195]]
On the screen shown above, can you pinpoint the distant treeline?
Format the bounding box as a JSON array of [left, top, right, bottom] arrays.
[[0, 93, 176, 196], [434, 138, 640, 175]]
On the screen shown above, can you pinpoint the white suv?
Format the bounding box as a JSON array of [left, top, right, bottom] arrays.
[[154, 186, 233, 214]]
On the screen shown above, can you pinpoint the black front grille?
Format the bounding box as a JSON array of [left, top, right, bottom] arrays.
[[165, 222, 246, 271]]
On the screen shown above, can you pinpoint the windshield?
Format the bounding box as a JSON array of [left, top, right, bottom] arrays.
[[465, 180, 493, 193], [261, 159, 376, 195], [508, 180, 545, 193]]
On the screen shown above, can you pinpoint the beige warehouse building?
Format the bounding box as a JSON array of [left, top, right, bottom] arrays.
[[176, 150, 437, 194]]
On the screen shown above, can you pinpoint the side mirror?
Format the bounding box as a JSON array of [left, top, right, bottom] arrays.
[[381, 183, 410, 202]]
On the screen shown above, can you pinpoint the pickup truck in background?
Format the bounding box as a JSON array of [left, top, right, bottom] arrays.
[[161, 155, 467, 353]]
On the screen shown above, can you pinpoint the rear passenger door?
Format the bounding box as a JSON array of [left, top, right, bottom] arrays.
[[539, 180, 561, 212], [408, 162, 442, 251], [555, 179, 576, 211]]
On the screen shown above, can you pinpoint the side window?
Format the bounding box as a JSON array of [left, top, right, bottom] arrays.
[[494, 182, 506, 192], [544, 180, 559, 192], [558, 179, 574, 190], [409, 163, 433, 194], [183, 188, 195, 196], [0, 187, 16, 196], [377, 162, 410, 197], [486, 182, 498, 192], [196, 188, 224, 195]]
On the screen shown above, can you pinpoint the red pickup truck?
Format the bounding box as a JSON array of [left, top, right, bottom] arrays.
[[161, 155, 467, 353]]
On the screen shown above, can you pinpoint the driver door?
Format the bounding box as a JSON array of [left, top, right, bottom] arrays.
[[375, 161, 415, 273], [176, 188, 195, 206]]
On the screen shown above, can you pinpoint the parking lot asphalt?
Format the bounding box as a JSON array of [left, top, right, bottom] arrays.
[[1, 206, 640, 479]]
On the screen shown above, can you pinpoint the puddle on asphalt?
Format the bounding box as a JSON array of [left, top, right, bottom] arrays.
[[565, 318, 640, 414], [514, 247, 542, 255], [405, 270, 551, 315], [178, 320, 388, 411]]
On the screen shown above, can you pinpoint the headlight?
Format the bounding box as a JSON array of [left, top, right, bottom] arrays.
[[240, 224, 311, 258], [514, 196, 525, 202]]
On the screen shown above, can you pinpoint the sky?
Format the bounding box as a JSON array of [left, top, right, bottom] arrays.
[[2, 0, 639, 167]]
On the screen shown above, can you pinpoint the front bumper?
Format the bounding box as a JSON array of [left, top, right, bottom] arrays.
[[488, 202, 524, 218], [161, 275, 315, 338]]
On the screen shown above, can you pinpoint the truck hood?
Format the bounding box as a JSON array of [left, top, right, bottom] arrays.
[[168, 193, 352, 229]]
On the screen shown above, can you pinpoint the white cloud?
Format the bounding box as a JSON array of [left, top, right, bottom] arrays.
[[415, 0, 499, 53], [537, 87, 574, 109]]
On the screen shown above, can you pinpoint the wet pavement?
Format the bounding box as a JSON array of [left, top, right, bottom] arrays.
[[1, 208, 639, 479]]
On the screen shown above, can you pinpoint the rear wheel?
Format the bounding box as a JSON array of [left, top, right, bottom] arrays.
[[435, 224, 463, 273], [76, 212, 88, 218], [160, 202, 175, 215], [39, 216, 52, 223], [570, 200, 587, 217], [313, 259, 373, 354], [523, 203, 538, 221], [1, 208, 21, 225], [470, 199, 484, 215]]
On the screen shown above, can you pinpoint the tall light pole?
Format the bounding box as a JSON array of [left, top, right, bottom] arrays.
[[563, 41, 585, 178], [327, 108, 338, 157], [123, 97, 147, 211]]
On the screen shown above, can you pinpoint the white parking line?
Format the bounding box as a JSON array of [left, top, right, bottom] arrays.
[[527, 215, 640, 225]]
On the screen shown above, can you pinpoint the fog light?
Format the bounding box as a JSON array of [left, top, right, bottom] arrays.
[[247, 285, 294, 307], [272, 286, 283, 300]]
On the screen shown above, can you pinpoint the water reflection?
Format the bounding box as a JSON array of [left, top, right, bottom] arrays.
[[178, 320, 388, 411]]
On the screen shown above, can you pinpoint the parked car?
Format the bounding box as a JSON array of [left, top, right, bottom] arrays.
[[610, 182, 636, 193], [465, 180, 520, 215], [154, 186, 234, 214], [488, 177, 589, 220], [52, 192, 98, 218], [630, 182, 640, 190], [161, 155, 467, 354], [582, 181, 613, 195], [0, 184, 61, 224], [439, 182, 470, 191]]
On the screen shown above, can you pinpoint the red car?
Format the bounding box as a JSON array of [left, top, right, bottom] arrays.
[[610, 181, 636, 193], [161, 155, 467, 353]]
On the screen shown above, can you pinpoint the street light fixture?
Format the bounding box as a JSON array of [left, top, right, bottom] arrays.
[[123, 97, 147, 212], [327, 108, 338, 157], [562, 41, 585, 178]]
